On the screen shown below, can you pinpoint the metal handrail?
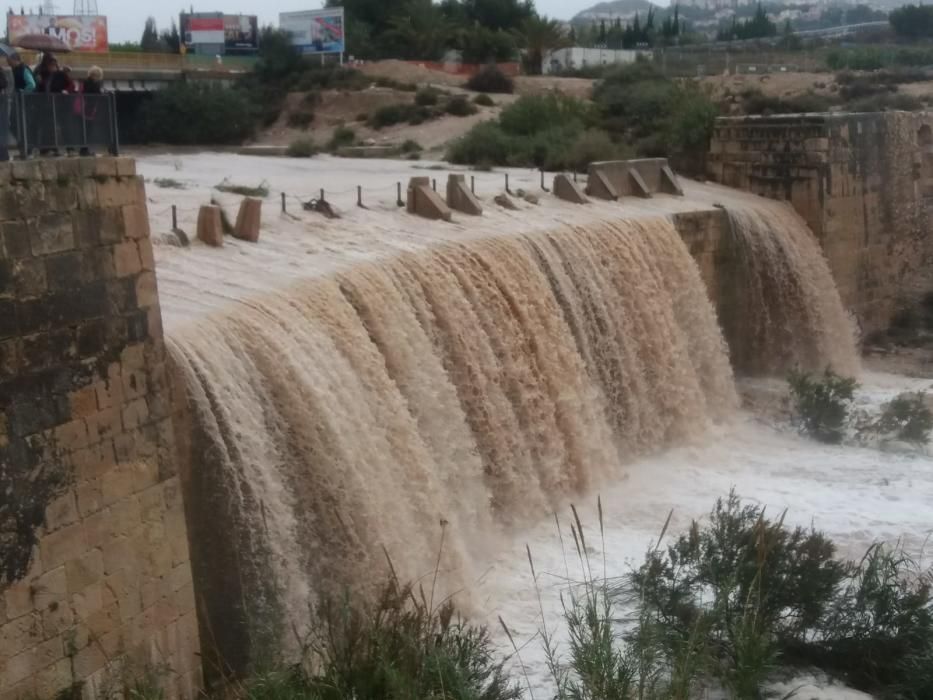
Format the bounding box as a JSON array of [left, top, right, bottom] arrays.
[[14, 92, 119, 159], [19, 50, 257, 73]]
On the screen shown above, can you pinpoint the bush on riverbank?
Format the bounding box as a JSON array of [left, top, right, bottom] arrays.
[[129, 493, 932, 699], [788, 368, 858, 444]]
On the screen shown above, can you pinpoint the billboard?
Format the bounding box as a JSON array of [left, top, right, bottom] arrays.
[[280, 8, 345, 55], [180, 13, 225, 46], [224, 15, 259, 52], [6, 14, 108, 53]]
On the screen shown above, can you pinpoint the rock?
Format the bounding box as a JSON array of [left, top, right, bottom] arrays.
[[522, 192, 540, 205], [494, 193, 518, 210]]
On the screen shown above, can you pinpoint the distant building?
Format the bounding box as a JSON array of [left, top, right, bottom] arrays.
[[544, 47, 646, 74]]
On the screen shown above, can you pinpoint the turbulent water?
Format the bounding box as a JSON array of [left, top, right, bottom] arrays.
[[722, 199, 860, 376], [166, 203, 856, 662], [168, 217, 738, 651]]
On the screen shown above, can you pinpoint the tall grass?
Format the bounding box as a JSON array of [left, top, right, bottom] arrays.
[[172, 494, 933, 700]]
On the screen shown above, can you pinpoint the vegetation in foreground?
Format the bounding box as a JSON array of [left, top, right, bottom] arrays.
[[124, 492, 931, 700], [788, 368, 932, 446]]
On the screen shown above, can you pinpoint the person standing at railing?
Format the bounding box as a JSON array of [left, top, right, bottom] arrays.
[[0, 60, 7, 162], [8, 53, 36, 92], [35, 52, 55, 92], [77, 66, 104, 156], [83, 66, 103, 94]]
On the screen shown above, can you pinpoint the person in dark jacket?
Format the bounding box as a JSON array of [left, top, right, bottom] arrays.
[[35, 52, 55, 91], [83, 66, 103, 94], [42, 58, 75, 95], [7, 52, 36, 92]]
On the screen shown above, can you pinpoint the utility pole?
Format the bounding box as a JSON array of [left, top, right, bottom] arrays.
[[73, 0, 97, 14]]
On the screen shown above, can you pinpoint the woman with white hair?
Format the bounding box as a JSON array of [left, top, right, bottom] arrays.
[[83, 65, 104, 94]]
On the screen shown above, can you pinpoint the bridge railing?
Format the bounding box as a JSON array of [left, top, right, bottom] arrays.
[[20, 51, 257, 73], [13, 93, 119, 159]]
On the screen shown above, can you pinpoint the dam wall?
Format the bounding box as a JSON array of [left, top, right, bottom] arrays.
[[0, 159, 199, 700], [708, 111, 933, 335], [0, 131, 916, 697]]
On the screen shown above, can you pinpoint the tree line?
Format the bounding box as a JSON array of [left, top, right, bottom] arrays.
[[324, 0, 567, 72], [572, 6, 688, 50]]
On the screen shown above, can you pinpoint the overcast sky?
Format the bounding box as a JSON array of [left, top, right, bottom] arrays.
[[79, 1, 604, 44]]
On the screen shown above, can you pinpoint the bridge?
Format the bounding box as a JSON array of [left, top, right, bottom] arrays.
[[22, 51, 257, 92]]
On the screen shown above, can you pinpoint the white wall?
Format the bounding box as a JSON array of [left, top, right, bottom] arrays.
[[543, 47, 645, 74]]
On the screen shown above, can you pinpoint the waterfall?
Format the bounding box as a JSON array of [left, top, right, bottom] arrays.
[[720, 199, 860, 376], [166, 216, 739, 664]]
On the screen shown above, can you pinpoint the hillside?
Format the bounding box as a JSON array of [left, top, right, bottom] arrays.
[[573, 0, 663, 22]]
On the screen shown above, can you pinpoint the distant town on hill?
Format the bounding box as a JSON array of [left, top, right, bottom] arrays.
[[571, 0, 893, 37]]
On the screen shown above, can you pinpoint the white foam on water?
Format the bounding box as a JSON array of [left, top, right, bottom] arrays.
[[474, 376, 933, 696]]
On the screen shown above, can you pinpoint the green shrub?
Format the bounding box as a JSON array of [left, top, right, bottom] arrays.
[[286, 110, 315, 130], [447, 122, 514, 166], [740, 89, 836, 115], [301, 91, 323, 107], [616, 492, 933, 698], [473, 93, 495, 107], [287, 138, 318, 158], [850, 92, 925, 112], [152, 178, 185, 190], [465, 65, 514, 94], [215, 181, 270, 198], [374, 76, 418, 91], [809, 543, 933, 697], [445, 94, 479, 117], [400, 139, 422, 154], [415, 87, 441, 106], [328, 126, 356, 151], [368, 103, 436, 129], [246, 578, 521, 700], [878, 392, 932, 443], [295, 65, 369, 92], [565, 129, 631, 172], [499, 93, 590, 136], [136, 82, 258, 145], [788, 368, 858, 443], [668, 85, 720, 152]]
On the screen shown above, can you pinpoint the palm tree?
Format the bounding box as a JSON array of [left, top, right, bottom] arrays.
[[514, 15, 570, 75]]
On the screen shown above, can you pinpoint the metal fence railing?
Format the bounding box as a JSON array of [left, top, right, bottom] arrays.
[[13, 93, 119, 159]]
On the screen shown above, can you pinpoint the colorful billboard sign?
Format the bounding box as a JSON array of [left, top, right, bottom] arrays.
[[6, 14, 108, 53], [224, 15, 259, 52], [180, 13, 225, 46], [280, 8, 345, 55]]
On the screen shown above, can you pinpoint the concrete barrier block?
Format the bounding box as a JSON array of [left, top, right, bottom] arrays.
[[233, 198, 262, 242], [406, 177, 452, 221], [628, 168, 652, 198], [661, 165, 684, 196], [446, 175, 482, 216], [553, 174, 589, 204], [197, 205, 224, 247], [586, 169, 619, 201]]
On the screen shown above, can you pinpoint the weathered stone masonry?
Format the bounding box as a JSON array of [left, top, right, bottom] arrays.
[[708, 111, 933, 335], [0, 158, 199, 700]]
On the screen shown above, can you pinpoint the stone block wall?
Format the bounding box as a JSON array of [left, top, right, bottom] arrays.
[[708, 111, 933, 335], [0, 158, 200, 700]]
